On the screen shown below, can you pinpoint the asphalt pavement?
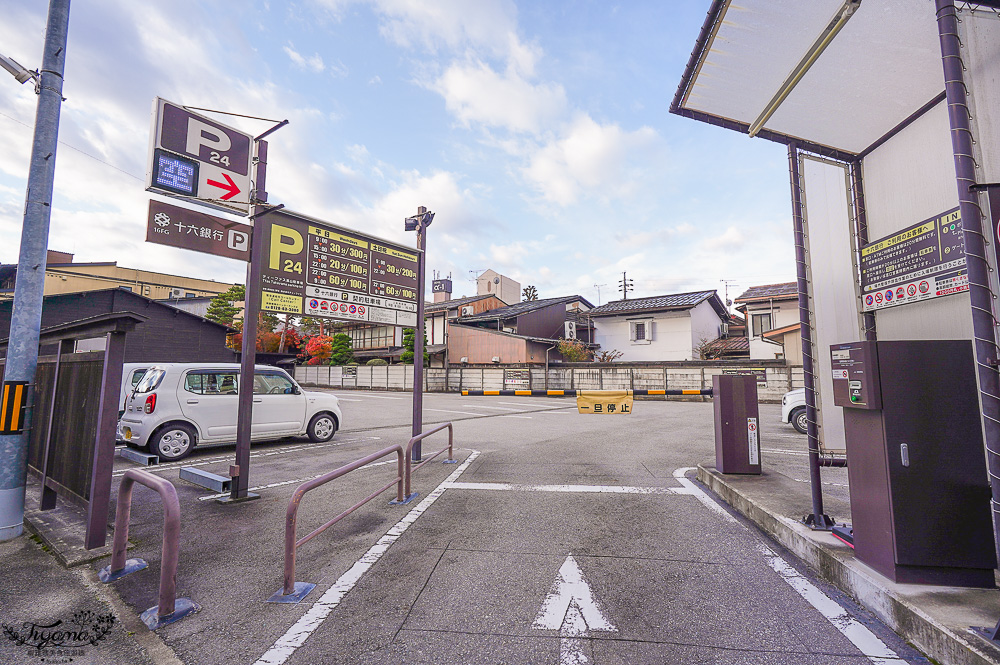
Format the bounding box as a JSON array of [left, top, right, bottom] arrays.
[[1, 391, 921, 665]]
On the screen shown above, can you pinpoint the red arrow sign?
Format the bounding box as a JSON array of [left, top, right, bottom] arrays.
[[206, 173, 241, 201]]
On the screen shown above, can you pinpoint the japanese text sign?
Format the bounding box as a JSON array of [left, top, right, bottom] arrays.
[[576, 390, 634, 415], [146, 200, 251, 261], [256, 209, 420, 326], [859, 207, 967, 312]]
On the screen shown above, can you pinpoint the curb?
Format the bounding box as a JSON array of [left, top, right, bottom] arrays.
[[697, 464, 1000, 665]]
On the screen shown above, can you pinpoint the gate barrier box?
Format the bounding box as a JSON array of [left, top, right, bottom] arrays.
[[712, 374, 761, 475]]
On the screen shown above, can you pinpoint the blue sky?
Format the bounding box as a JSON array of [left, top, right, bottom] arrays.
[[0, 0, 794, 307]]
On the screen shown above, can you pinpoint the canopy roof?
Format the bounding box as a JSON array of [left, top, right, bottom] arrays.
[[670, 0, 994, 156]]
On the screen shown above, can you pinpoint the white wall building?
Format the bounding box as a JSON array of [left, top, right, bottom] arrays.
[[476, 269, 521, 305], [734, 282, 799, 360], [589, 291, 729, 361]]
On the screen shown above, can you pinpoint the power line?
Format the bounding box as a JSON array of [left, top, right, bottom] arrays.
[[0, 110, 144, 182]]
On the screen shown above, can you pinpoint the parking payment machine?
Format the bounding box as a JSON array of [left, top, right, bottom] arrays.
[[831, 340, 996, 587]]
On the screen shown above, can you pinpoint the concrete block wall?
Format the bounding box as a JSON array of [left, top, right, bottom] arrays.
[[295, 361, 803, 402]]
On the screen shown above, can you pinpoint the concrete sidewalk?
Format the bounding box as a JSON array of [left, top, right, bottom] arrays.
[[698, 464, 1000, 665]]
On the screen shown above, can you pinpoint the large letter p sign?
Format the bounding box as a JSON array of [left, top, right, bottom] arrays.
[[269, 225, 303, 270]]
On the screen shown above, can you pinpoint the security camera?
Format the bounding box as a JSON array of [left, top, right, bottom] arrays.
[[0, 53, 37, 85]]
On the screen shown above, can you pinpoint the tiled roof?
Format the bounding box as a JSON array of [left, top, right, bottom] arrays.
[[424, 294, 495, 314], [762, 322, 801, 341], [588, 291, 723, 317], [734, 282, 798, 302], [700, 336, 750, 358], [458, 295, 594, 323]]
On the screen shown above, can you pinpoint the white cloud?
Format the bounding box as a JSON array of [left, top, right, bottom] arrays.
[[703, 226, 746, 251], [283, 43, 326, 73], [522, 114, 660, 206], [432, 60, 566, 134]]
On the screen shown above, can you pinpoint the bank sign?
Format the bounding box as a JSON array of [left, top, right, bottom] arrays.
[[257, 210, 419, 326]]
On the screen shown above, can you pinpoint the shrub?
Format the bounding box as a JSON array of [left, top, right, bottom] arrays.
[[366, 359, 389, 366]]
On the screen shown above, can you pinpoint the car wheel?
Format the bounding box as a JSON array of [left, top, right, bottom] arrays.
[[790, 407, 808, 435], [149, 423, 196, 461], [307, 413, 337, 443]]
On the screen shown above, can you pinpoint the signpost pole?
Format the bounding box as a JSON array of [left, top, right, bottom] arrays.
[[412, 216, 427, 462], [223, 139, 269, 504], [407, 207, 433, 463], [0, 0, 70, 542]]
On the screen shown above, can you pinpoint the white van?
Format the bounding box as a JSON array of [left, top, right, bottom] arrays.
[[118, 363, 342, 461]]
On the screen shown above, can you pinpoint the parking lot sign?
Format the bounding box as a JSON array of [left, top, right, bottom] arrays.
[[147, 98, 253, 214]]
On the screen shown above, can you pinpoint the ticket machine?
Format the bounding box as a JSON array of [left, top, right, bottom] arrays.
[[831, 340, 996, 586]]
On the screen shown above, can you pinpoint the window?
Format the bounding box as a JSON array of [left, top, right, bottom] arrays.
[[184, 371, 239, 395], [135, 368, 166, 393], [253, 372, 296, 395], [629, 319, 653, 344], [751, 313, 772, 337]]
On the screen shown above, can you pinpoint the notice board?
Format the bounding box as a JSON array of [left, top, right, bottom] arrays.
[[859, 207, 966, 312]]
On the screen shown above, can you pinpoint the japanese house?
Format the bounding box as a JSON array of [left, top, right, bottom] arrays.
[[588, 291, 729, 361]]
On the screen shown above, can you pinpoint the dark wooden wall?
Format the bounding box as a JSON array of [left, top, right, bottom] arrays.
[[0, 288, 236, 363]]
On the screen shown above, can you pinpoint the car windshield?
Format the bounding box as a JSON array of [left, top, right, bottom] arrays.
[[134, 368, 165, 393]]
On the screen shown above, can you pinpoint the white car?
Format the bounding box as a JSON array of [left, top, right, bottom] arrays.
[[118, 363, 342, 461], [781, 388, 807, 434]]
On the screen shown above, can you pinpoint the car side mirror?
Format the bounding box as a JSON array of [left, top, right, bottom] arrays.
[[288, 386, 300, 395]]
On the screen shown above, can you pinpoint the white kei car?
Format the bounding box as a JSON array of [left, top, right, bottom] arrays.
[[781, 388, 807, 434], [118, 363, 342, 461]]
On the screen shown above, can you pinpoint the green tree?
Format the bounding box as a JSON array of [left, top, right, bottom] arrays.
[[329, 333, 354, 365], [401, 328, 430, 365], [205, 284, 245, 327], [522, 285, 539, 301]]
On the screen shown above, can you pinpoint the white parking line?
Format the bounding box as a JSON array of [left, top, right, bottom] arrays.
[[113, 436, 380, 477], [196, 459, 397, 500], [496, 401, 567, 409], [473, 405, 527, 411], [425, 408, 488, 417], [671, 467, 903, 664], [251, 450, 481, 665], [444, 481, 678, 495]]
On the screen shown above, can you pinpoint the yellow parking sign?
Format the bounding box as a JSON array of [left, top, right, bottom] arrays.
[[576, 390, 633, 415]]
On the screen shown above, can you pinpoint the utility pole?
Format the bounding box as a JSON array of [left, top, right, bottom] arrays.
[[594, 283, 607, 306], [0, 0, 71, 542], [721, 279, 738, 313], [618, 272, 634, 301]]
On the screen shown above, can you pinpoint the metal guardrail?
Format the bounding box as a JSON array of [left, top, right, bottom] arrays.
[[270, 444, 407, 603], [98, 469, 199, 629], [461, 389, 713, 397], [405, 422, 456, 498]]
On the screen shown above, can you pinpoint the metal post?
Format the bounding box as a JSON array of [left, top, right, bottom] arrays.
[[936, 0, 1000, 562], [0, 0, 70, 542], [849, 161, 877, 341], [225, 139, 269, 504], [410, 208, 430, 462], [788, 142, 833, 530]]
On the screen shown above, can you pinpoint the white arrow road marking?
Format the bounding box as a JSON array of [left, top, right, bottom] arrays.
[[534, 555, 616, 665]]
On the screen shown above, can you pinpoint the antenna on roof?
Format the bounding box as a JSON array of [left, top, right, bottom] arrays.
[[594, 283, 607, 306]]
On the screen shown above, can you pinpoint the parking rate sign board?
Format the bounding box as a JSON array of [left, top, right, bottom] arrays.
[[257, 210, 420, 326], [147, 98, 253, 214]]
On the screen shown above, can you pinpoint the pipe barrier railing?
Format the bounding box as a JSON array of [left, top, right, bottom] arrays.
[[269, 444, 406, 603], [98, 469, 199, 629], [405, 422, 456, 498], [461, 389, 713, 397]]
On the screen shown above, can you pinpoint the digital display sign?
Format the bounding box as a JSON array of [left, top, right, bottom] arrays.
[[256, 210, 420, 326], [152, 148, 199, 197]]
